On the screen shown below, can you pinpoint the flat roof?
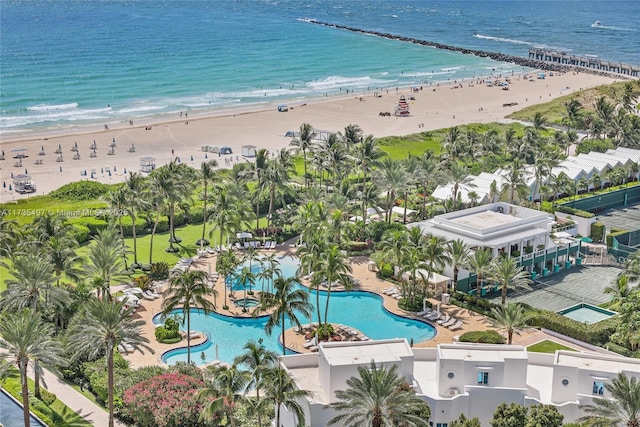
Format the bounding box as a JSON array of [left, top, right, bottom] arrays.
[[556, 351, 640, 373], [438, 344, 528, 362], [321, 340, 412, 366], [450, 210, 520, 230]]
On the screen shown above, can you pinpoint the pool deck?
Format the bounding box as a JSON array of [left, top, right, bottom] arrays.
[[120, 245, 549, 368]]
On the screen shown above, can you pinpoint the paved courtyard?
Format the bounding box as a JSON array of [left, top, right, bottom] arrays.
[[490, 265, 621, 312], [595, 201, 640, 235]]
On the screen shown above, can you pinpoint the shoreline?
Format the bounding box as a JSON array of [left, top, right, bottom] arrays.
[[0, 71, 622, 199]]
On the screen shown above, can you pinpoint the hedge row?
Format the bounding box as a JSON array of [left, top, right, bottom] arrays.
[[591, 222, 605, 242], [555, 205, 595, 219], [528, 310, 619, 347], [459, 330, 506, 344]]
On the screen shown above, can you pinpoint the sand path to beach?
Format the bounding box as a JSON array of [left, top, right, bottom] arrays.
[[0, 72, 620, 199]]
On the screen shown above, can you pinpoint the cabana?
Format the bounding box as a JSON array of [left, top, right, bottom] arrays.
[[140, 157, 156, 173], [13, 174, 36, 194], [242, 145, 257, 158]]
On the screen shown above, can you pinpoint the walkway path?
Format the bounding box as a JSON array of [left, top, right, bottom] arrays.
[[30, 367, 126, 427]]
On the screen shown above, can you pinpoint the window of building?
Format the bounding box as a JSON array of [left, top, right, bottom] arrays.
[[447, 371, 455, 379], [562, 378, 569, 386], [593, 381, 605, 395], [436, 424, 448, 427], [477, 372, 489, 385]]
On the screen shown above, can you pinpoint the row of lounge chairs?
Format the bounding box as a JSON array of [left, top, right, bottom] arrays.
[[172, 257, 193, 272], [203, 241, 279, 255], [382, 286, 403, 300], [416, 309, 463, 331]]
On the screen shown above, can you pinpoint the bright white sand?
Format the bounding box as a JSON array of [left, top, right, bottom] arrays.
[[0, 71, 621, 199]]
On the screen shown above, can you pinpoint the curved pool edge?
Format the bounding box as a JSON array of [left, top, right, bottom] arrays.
[[159, 334, 212, 366]]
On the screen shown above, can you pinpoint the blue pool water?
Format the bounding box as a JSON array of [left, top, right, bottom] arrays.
[[0, 389, 47, 427], [558, 303, 616, 324], [159, 257, 436, 365]]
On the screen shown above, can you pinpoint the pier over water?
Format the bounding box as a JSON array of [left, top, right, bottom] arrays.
[[528, 49, 639, 77], [308, 20, 639, 78]]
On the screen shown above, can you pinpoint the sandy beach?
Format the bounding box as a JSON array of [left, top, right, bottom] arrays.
[[0, 71, 620, 199]]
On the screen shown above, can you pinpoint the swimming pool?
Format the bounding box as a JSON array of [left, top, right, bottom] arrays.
[[558, 303, 617, 324], [0, 389, 47, 427], [233, 297, 259, 308], [159, 256, 436, 365]]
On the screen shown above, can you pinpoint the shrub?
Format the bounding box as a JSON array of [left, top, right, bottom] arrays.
[[604, 341, 631, 357], [150, 262, 170, 280], [141, 263, 152, 272], [399, 298, 429, 312], [122, 373, 205, 427], [50, 181, 111, 201], [39, 388, 57, 405], [555, 206, 594, 218], [379, 262, 393, 278], [133, 274, 153, 291], [188, 207, 204, 223], [451, 292, 500, 317], [72, 216, 108, 235], [459, 330, 505, 344], [155, 317, 181, 344], [606, 229, 628, 247], [527, 311, 619, 346], [591, 222, 605, 242], [70, 224, 91, 243]]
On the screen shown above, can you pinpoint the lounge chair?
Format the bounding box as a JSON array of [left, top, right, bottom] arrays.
[[427, 312, 441, 321], [383, 287, 397, 295], [303, 339, 317, 349], [265, 241, 272, 249], [448, 320, 463, 331], [143, 290, 160, 299], [243, 241, 250, 249], [141, 292, 156, 301], [416, 309, 430, 316], [270, 241, 277, 249], [358, 335, 370, 341], [441, 317, 458, 328], [436, 314, 451, 325]]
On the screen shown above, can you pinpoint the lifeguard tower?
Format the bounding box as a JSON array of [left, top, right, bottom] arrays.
[[13, 174, 36, 194], [140, 157, 156, 173], [394, 96, 410, 117]]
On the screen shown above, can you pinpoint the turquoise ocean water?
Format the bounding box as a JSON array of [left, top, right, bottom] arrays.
[[1, 0, 638, 137]]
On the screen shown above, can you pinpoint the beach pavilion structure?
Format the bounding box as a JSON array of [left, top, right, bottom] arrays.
[[139, 156, 156, 173], [409, 202, 581, 293], [277, 339, 640, 427]]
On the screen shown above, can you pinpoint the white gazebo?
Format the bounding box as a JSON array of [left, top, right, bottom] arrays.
[[140, 157, 156, 173]]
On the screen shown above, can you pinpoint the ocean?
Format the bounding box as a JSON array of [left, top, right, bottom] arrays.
[[1, 0, 638, 138]]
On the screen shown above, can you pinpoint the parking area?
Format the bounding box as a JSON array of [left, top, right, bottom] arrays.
[[595, 201, 640, 233], [489, 265, 621, 312]]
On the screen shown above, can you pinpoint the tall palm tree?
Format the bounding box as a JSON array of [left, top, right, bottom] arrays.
[[290, 123, 315, 187], [378, 229, 408, 268], [604, 274, 633, 311], [447, 161, 476, 207], [621, 252, 640, 285], [488, 257, 533, 305], [257, 366, 311, 427], [145, 174, 167, 264], [1, 253, 59, 313], [199, 160, 218, 247], [0, 310, 66, 427], [419, 155, 443, 219], [198, 364, 250, 427], [356, 134, 384, 214], [328, 361, 431, 427], [376, 158, 410, 223], [217, 249, 239, 308], [422, 235, 451, 294], [489, 303, 532, 344], [236, 266, 256, 313], [259, 275, 312, 355], [104, 185, 129, 240], [124, 171, 146, 267], [233, 340, 278, 427], [398, 246, 428, 305], [265, 149, 293, 230], [85, 225, 127, 301], [579, 372, 640, 427], [162, 270, 216, 364], [152, 160, 193, 252], [447, 239, 471, 293], [562, 99, 582, 133], [252, 148, 269, 232], [312, 245, 353, 331], [258, 252, 280, 294], [46, 234, 83, 288], [466, 248, 494, 296], [67, 298, 152, 427]]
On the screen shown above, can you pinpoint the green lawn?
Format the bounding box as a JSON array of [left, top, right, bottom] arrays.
[[527, 340, 575, 353]]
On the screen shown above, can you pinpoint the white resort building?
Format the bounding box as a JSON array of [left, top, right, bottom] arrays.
[[409, 202, 581, 293], [278, 339, 640, 427]]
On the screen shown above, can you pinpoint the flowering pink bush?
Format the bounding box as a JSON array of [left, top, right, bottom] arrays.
[[123, 372, 206, 427]]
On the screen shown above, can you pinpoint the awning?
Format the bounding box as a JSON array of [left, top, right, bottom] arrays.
[[580, 237, 593, 243], [236, 232, 252, 239]]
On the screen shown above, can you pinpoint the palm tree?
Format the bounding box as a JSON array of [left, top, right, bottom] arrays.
[[236, 266, 256, 313], [152, 160, 193, 252], [290, 123, 315, 187], [0, 310, 66, 427], [251, 148, 269, 232], [579, 372, 640, 427], [447, 161, 476, 207], [1, 253, 59, 313], [447, 239, 471, 293], [562, 99, 583, 133], [378, 229, 408, 268], [488, 257, 533, 305], [399, 246, 428, 305], [85, 225, 127, 301], [422, 235, 451, 295], [466, 248, 493, 296], [46, 234, 83, 289], [259, 275, 312, 355], [418, 155, 443, 219], [604, 274, 634, 310], [376, 158, 410, 223], [489, 303, 531, 344], [104, 185, 129, 240], [312, 245, 352, 332], [533, 112, 549, 130], [217, 249, 239, 308], [257, 366, 311, 427], [124, 171, 146, 267], [162, 270, 216, 364], [233, 340, 278, 427], [67, 298, 152, 427], [198, 364, 250, 427], [328, 360, 431, 427], [265, 149, 293, 230], [145, 174, 167, 264], [198, 160, 218, 247], [622, 252, 640, 284]]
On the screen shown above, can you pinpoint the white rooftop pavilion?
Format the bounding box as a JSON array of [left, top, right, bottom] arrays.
[[410, 202, 554, 258]]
